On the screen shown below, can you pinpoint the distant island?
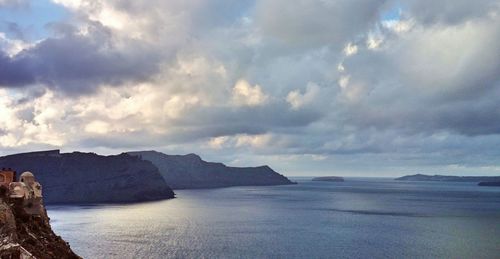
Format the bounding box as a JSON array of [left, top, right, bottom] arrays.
[[395, 174, 500, 182], [478, 182, 500, 187], [128, 151, 295, 189], [312, 176, 344, 182]]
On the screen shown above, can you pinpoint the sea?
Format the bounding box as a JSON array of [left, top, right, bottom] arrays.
[[47, 178, 500, 259]]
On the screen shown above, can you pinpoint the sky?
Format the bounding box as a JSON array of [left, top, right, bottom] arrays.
[[0, 0, 500, 177]]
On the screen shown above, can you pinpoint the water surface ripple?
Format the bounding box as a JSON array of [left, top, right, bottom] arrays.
[[48, 178, 500, 259]]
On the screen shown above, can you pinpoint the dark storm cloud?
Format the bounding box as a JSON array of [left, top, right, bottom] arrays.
[[0, 50, 35, 86], [0, 22, 161, 95]]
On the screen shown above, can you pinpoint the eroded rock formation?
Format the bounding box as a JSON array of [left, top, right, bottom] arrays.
[[1, 184, 80, 258]]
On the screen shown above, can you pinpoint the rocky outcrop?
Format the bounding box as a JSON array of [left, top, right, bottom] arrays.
[[312, 176, 344, 182], [0, 150, 175, 204], [0, 195, 80, 258], [395, 174, 500, 182], [128, 151, 295, 189]]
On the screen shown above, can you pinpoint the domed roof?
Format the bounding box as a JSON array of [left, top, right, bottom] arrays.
[[20, 171, 34, 178], [20, 171, 36, 183]]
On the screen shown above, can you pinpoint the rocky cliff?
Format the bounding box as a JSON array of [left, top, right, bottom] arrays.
[[0, 195, 80, 258], [128, 151, 295, 189], [0, 150, 175, 204]]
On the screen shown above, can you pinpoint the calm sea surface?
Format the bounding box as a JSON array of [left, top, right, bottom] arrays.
[[47, 178, 500, 259]]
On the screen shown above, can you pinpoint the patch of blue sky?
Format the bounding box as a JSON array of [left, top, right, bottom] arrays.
[[380, 2, 403, 22], [0, 0, 68, 42], [2, 87, 32, 101]]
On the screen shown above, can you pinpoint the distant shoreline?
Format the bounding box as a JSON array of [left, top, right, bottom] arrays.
[[395, 174, 500, 182], [478, 181, 500, 187], [311, 176, 344, 182]]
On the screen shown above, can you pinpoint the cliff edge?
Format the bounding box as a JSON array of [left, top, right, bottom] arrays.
[[128, 151, 295, 189], [0, 150, 175, 204], [0, 188, 80, 258]]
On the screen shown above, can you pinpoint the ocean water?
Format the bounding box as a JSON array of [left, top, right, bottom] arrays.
[[47, 178, 500, 259]]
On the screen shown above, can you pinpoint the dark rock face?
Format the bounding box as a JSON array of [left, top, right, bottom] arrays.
[[478, 182, 500, 186], [0, 196, 80, 258], [0, 150, 175, 204], [128, 151, 295, 189], [395, 174, 500, 182], [312, 176, 344, 182]]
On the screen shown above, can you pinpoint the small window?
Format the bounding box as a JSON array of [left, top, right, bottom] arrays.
[[0, 174, 4, 182]]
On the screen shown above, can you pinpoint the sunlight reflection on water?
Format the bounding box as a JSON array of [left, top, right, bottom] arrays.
[[48, 178, 500, 259]]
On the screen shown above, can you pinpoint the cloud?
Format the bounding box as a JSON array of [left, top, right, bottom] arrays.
[[254, 0, 385, 50], [0, 22, 162, 95], [286, 82, 320, 110], [84, 120, 110, 134], [232, 79, 268, 107], [1, 0, 500, 175], [400, 0, 500, 25], [341, 14, 500, 136], [207, 133, 272, 150], [343, 43, 358, 56]]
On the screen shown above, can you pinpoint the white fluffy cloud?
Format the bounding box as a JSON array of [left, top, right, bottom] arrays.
[[286, 83, 320, 110], [232, 79, 268, 107]]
